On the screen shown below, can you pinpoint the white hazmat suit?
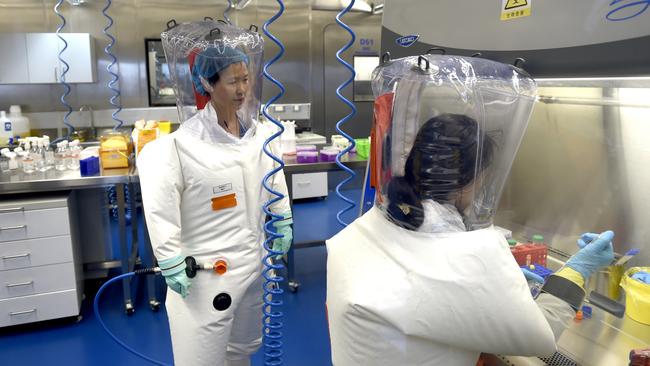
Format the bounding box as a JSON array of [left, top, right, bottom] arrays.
[[138, 20, 290, 366], [139, 103, 290, 366], [327, 206, 575, 365]]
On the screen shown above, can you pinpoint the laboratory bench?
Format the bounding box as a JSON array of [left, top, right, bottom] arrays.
[[281, 153, 368, 291]]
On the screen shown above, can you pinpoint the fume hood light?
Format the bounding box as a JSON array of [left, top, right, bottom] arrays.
[[66, 0, 87, 5], [233, 0, 252, 10], [536, 76, 650, 88], [312, 0, 374, 13]]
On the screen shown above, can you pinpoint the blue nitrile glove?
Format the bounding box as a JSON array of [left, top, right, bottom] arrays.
[[158, 256, 192, 298], [631, 271, 650, 284], [521, 268, 545, 284], [272, 212, 293, 258], [566, 230, 615, 281]]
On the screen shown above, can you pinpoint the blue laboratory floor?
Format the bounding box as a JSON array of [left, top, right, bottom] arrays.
[[0, 189, 362, 366]]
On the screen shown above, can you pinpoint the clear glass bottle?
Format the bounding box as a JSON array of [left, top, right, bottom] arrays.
[[66, 139, 80, 170], [13, 146, 23, 169], [43, 136, 55, 170], [35, 139, 46, 172], [0, 148, 9, 172], [6, 151, 18, 170], [55, 141, 68, 171], [22, 142, 35, 174]]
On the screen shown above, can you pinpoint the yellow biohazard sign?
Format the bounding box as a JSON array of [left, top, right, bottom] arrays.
[[501, 0, 531, 21]]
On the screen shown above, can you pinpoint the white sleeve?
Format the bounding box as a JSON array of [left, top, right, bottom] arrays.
[[535, 293, 576, 341], [137, 137, 184, 261]]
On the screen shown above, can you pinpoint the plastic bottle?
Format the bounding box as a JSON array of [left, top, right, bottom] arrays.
[[22, 141, 35, 173], [8, 105, 30, 139], [66, 139, 80, 170], [43, 136, 55, 170], [532, 234, 545, 245], [55, 141, 68, 171], [0, 111, 12, 145]]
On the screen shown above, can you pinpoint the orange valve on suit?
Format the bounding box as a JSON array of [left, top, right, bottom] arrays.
[[213, 260, 228, 275]]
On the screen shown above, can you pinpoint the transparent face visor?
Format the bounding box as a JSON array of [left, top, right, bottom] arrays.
[[371, 55, 537, 231], [161, 20, 264, 125]]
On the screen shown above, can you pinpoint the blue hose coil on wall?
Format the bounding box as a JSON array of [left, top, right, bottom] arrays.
[[103, 0, 130, 227], [261, 1, 286, 365], [107, 186, 132, 225], [224, 0, 233, 24], [54, 0, 74, 138], [102, 0, 124, 130], [334, 0, 357, 227]]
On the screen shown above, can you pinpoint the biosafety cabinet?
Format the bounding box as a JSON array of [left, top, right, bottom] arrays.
[[381, 1, 650, 365], [0, 193, 84, 327]]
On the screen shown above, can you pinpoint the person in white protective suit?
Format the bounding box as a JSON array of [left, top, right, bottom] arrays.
[[137, 21, 292, 366], [326, 55, 615, 366]]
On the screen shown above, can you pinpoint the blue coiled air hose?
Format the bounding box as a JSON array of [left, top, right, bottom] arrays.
[[94, 270, 170, 366], [102, 0, 124, 130], [54, 0, 74, 139], [261, 1, 286, 365], [334, 0, 357, 227], [224, 0, 233, 24]]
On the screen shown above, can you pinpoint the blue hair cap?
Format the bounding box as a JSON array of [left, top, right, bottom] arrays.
[[191, 46, 249, 96]]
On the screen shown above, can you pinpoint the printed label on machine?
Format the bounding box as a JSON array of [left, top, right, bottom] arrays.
[[395, 34, 420, 48], [501, 0, 531, 21]]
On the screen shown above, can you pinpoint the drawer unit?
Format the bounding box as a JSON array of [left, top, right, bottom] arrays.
[[0, 235, 73, 270], [0, 289, 80, 327], [292, 172, 328, 199], [0, 207, 70, 242], [1, 263, 76, 299], [0, 194, 82, 327]]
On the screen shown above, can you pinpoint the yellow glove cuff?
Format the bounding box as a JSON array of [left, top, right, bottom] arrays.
[[555, 267, 585, 288]]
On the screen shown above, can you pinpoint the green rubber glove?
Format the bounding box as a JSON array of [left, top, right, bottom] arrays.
[[158, 255, 192, 298], [272, 212, 293, 258]]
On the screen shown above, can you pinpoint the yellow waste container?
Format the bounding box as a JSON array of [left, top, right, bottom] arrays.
[[620, 266, 650, 325]]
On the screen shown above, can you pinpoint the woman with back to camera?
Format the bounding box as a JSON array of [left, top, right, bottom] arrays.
[[326, 55, 614, 366]]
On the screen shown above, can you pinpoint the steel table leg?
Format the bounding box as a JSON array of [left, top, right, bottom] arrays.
[[116, 183, 134, 315], [142, 212, 160, 311], [284, 172, 299, 292]]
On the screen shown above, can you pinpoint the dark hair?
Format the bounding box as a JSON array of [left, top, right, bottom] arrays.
[[205, 72, 220, 94], [386, 113, 494, 230], [386, 176, 425, 230]]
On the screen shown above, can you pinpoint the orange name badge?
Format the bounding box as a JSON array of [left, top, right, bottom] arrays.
[[211, 193, 237, 211]]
